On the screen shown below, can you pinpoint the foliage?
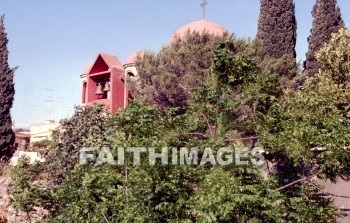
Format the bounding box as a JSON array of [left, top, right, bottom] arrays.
[[42, 165, 125, 222], [44, 104, 115, 184], [30, 139, 51, 153], [9, 157, 43, 222], [257, 28, 350, 222], [209, 41, 281, 137], [189, 167, 285, 223], [316, 28, 350, 84], [9, 33, 350, 222], [259, 28, 350, 181], [256, 0, 297, 78], [40, 99, 283, 222], [305, 0, 344, 76], [0, 15, 16, 162], [41, 98, 339, 222], [132, 31, 238, 112]]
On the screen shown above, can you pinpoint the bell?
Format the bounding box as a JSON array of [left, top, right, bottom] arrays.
[[103, 82, 110, 92], [95, 83, 104, 95]]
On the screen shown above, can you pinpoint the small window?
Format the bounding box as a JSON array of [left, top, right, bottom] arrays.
[[127, 72, 135, 81]]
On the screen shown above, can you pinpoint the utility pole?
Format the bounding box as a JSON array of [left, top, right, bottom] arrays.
[[45, 89, 55, 121], [30, 105, 38, 125]]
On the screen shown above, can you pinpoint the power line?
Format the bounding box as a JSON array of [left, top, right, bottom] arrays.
[[57, 97, 64, 119]]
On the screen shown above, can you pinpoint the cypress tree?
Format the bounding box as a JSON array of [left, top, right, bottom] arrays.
[[305, 0, 344, 75], [0, 15, 16, 162], [257, 0, 297, 78]]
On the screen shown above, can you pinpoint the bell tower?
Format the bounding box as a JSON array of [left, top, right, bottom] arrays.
[[80, 53, 125, 114]]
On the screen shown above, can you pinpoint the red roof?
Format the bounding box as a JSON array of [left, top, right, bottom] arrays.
[[84, 53, 124, 75], [170, 19, 228, 43], [15, 132, 30, 138], [99, 53, 123, 70]]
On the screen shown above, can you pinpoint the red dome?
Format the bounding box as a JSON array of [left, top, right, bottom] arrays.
[[125, 50, 144, 65], [170, 19, 228, 43]]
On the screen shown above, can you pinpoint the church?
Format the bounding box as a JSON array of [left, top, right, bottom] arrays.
[[80, 2, 227, 113]]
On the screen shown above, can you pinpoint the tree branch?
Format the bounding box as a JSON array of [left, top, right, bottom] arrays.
[[214, 97, 219, 139], [101, 211, 110, 223], [276, 170, 323, 192], [181, 132, 208, 138], [200, 112, 213, 137], [226, 136, 259, 142]]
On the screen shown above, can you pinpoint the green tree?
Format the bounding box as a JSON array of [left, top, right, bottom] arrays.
[[132, 31, 236, 112], [10, 157, 43, 222], [258, 28, 350, 222], [304, 0, 344, 76], [209, 40, 281, 139], [256, 0, 297, 79], [0, 15, 16, 162], [10, 34, 347, 223], [315, 28, 350, 84], [44, 104, 115, 184], [11, 41, 284, 222], [259, 28, 350, 181]]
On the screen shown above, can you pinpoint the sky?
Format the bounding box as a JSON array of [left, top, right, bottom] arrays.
[[1, 0, 350, 128]]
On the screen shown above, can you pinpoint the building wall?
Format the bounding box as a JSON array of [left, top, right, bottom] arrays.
[[320, 180, 350, 223], [10, 151, 45, 166], [14, 133, 30, 151], [30, 121, 60, 143]]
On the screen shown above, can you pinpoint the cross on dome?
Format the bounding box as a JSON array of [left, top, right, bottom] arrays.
[[200, 0, 208, 20]]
